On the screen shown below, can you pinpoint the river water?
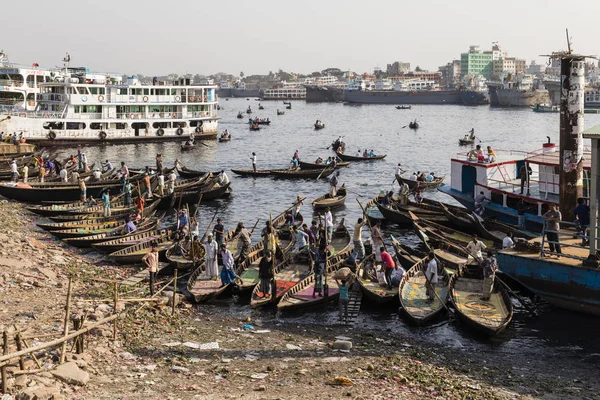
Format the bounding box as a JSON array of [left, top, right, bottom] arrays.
[[53, 99, 600, 363]]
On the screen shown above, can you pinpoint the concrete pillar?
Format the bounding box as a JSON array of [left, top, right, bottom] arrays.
[[589, 139, 599, 257], [559, 56, 585, 221]]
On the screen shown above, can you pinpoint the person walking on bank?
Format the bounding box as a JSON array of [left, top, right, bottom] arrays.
[[336, 279, 349, 321], [102, 189, 111, 217], [542, 205, 562, 258], [204, 234, 219, 279], [142, 243, 159, 296], [9, 159, 18, 182], [353, 217, 366, 260]]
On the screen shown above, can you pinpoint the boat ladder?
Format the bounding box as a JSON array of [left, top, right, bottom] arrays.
[[496, 164, 512, 184], [339, 284, 362, 326], [120, 262, 169, 286]]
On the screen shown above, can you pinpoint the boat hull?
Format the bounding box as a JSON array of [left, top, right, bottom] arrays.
[[343, 90, 462, 105], [495, 89, 550, 108], [460, 90, 489, 106], [305, 85, 344, 102]]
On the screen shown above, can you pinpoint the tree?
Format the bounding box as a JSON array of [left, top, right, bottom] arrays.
[[415, 66, 422, 72], [240, 71, 244, 78]]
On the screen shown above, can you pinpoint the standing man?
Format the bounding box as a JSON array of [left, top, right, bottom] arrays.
[[324, 207, 333, 244], [310, 220, 319, 244], [213, 218, 225, 249], [573, 198, 590, 245], [9, 160, 18, 182], [311, 243, 329, 298], [71, 169, 79, 183], [371, 220, 384, 262], [59, 164, 68, 182], [204, 234, 219, 279], [353, 217, 366, 260], [168, 170, 177, 194], [143, 173, 152, 199], [302, 223, 315, 247], [329, 171, 340, 197], [519, 163, 532, 195], [466, 234, 486, 265], [219, 243, 239, 286], [120, 161, 129, 179], [258, 250, 274, 298], [293, 225, 310, 253], [178, 210, 189, 233], [399, 182, 410, 206], [236, 222, 252, 263], [482, 250, 497, 301], [425, 251, 438, 303], [251, 152, 257, 172], [157, 172, 165, 196], [542, 205, 562, 257], [123, 179, 133, 206], [155, 153, 163, 174], [78, 178, 86, 202], [379, 246, 396, 290], [76, 148, 84, 170], [102, 189, 111, 217], [22, 163, 28, 183], [142, 243, 159, 296]]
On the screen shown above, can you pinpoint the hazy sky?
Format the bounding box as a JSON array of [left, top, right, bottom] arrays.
[[4, 0, 599, 76]]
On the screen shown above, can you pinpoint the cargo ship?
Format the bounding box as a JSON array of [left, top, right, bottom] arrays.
[[343, 78, 462, 105], [459, 75, 489, 105], [305, 85, 344, 102], [488, 73, 549, 107]]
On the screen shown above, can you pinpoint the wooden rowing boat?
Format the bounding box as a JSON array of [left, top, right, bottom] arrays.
[[108, 234, 173, 265], [62, 218, 160, 248], [410, 212, 494, 249], [471, 214, 538, 243], [176, 182, 232, 203], [312, 187, 346, 210], [297, 159, 350, 170], [396, 175, 445, 190], [439, 202, 476, 232], [270, 168, 335, 179], [390, 236, 425, 269], [175, 164, 218, 178], [375, 199, 448, 226], [356, 254, 398, 304], [314, 123, 325, 130], [336, 153, 386, 162], [449, 266, 513, 336], [363, 195, 385, 225], [399, 255, 450, 324], [231, 169, 272, 177], [165, 240, 206, 270], [91, 228, 173, 254], [277, 254, 350, 311], [47, 198, 159, 222], [49, 220, 125, 240]]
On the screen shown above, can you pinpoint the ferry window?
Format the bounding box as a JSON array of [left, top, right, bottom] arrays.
[[66, 122, 86, 130], [116, 123, 126, 129], [89, 87, 98, 95], [171, 89, 177, 95], [99, 88, 105, 95], [156, 89, 166, 95], [90, 123, 102, 130], [78, 87, 89, 95], [150, 89, 155, 95], [149, 106, 161, 113], [74, 106, 80, 113], [119, 88, 127, 95], [144, 89, 149, 95]]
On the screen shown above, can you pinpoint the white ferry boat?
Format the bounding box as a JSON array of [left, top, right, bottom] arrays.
[[262, 81, 306, 100], [0, 54, 219, 145], [0, 51, 55, 112]]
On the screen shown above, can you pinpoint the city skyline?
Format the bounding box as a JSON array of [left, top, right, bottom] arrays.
[[3, 0, 599, 77]]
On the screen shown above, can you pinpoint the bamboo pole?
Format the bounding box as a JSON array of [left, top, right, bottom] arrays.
[[1, 331, 7, 394], [113, 282, 118, 341], [59, 278, 73, 364], [0, 314, 118, 367], [12, 368, 45, 376], [172, 269, 178, 315], [15, 334, 24, 370], [13, 326, 41, 369]]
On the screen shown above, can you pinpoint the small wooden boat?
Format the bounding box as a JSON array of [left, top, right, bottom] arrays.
[[396, 105, 412, 110], [375, 199, 448, 226], [249, 124, 260, 131], [363, 195, 385, 225], [390, 236, 425, 270], [91, 228, 173, 254], [47, 198, 159, 222], [49, 220, 125, 240], [180, 143, 194, 151], [283, 101, 291, 105], [258, 105, 264, 110], [270, 168, 335, 179], [409, 121, 419, 129], [285, 104, 291, 109], [175, 182, 232, 203], [62, 218, 160, 248], [356, 254, 399, 304], [330, 140, 345, 153], [231, 169, 272, 177], [531, 104, 558, 113], [246, 108, 252, 114], [472, 214, 539, 243], [410, 212, 494, 249], [439, 202, 476, 232], [337, 153, 387, 162], [277, 255, 351, 311], [277, 110, 285, 115], [399, 255, 450, 324], [248, 118, 270, 125], [312, 186, 346, 210], [314, 123, 325, 130], [165, 241, 206, 270], [218, 135, 231, 142], [109, 234, 173, 265], [458, 137, 476, 145], [449, 266, 513, 335], [396, 174, 445, 190], [237, 112, 244, 119], [0, 180, 133, 203], [297, 159, 350, 170]]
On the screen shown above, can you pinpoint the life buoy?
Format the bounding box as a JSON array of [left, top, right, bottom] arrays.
[[99, 131, 107, 140], [98, 95, 104, 102], [143, 96, 149, 102], [48, 131, 57, 139], [157, 128, 164, 136], [176, 128, 183, 136], [19, 113, 26, 117], [175, 96, 181, 102], [81, 96, 88, 102], [42, 113, 50, 118]]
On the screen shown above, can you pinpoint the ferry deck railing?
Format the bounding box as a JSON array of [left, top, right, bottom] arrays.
[[540, 220, 590, 261]]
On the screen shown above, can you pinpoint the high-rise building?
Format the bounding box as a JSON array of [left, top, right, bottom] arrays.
[[526, 60, 545, 76], [386, 61, 411, 75], [460, 45, 493, 78], [438, 60, 461, 88]]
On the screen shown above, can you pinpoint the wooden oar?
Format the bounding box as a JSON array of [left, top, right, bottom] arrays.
[[316, 165, 333, 181], [200, 210, 218, 243], [270, 213, 277, 304], [249, 218, 261, 237], [344, 188, 364, 198], [495, 274, 537, 316]]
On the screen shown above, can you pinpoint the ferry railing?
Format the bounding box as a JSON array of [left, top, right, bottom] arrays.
[[0, 79, 24, 87], [540, 220, 589, 261]]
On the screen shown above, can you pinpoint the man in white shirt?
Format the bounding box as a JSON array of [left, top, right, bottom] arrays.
[[218, 170, 230, 186], [251, 152, 257, 172], [59, 166, 68, 182], [502, 232, 514, 249], [354, 149, 361, 157], [92, 168, 102, 181], [9, 160, 19, 182], [71, 170, 79, 183], [395, 163, 405, 176], [466, 234, 487, 264], [353, 217, 366, 260], [324, 207, 333, 243], [157, 173, 165, 195], [425, 251, 438, 302], [409, 172, 417, 181], [168, 171, 177, 194], [120, 161, 129, 178], [22, 164, 28, 183]]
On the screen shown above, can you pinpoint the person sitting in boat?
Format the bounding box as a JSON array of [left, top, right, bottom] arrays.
[[354, 149, 361, 157], [369, 149, 375, 158], [426, 172, 435, 182], [173, 239, 188, 257], [85, 196, 97, 207], [284, 210, 294, 226], [336, 146, 344, 155], [413, 183, 423, 204], [409, 172, 417, 181], [486, 146, 496, 163], [315, 157, 323, 164], [380, 191, 394, 207], [290, 157, 299, 170], [362, 149, 369, 158], [293, 149, 300, 161], [415, 171, 423, 182]]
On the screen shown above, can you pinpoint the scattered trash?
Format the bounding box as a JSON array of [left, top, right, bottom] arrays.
[[250, 373, 268, 380], [163, 342, 182, 347], [182, 342, 201, 349], [286, 344, 302, 351], [252, 329, 271, 334], [335, 336, 352, 341], [242, 324, 255, 331], [199, 342, 220, 350], [327, 376, 354, 386]]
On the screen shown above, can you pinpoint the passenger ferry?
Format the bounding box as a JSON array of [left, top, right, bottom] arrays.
[[0, 51, 55, 112], [0, 54, 219, 145], [262, 81, 306, 100], [438, 139, 591, 231]]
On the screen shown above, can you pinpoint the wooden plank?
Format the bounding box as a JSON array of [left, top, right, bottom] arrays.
[[339, 287, 362, 326], [120, 263, 169, 286]]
